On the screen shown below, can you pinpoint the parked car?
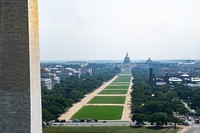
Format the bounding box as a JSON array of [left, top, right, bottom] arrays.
[[73, 119, 80, 123], [86, 119, 92, 122], [54, 119, 60, 123], [80, 119, 85, 122], [60, 120, 66, 123], [93, 119, 98, 122]]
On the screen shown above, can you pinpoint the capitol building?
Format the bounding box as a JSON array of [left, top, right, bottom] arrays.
[[116, 52, 134, 75]]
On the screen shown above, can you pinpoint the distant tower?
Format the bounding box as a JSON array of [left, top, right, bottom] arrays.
[[149, 68, 154, 85], [0, 0, 42, 133], [164, 73, 170, 84]]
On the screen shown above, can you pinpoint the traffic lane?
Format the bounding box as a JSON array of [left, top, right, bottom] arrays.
[[51, 121, 134, 127]]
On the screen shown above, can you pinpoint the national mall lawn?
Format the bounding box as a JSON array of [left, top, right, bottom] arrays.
[[43, 126, 178, 133], [113, 76, 131, 82], [71, 106, 123, 120], [88, 96, 126, 104], [99, 90, 128, 94], [104, 85, 129, 89]]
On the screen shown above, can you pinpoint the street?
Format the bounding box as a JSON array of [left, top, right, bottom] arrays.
[[181, 117, 200, 133], [51, 121, 134, 127]]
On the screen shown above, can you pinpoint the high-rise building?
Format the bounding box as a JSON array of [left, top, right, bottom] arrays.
[[149, 68, 154, 85]]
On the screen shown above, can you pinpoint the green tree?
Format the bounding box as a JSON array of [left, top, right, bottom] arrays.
[[169, 116, 181, 128], [133, 105, 145, 114], [144, 101, 162, 114], [150, 112, 168, 128], [177, 105, 189, 115], [132, 114, 146, 127], [42, 109, 53, 121]]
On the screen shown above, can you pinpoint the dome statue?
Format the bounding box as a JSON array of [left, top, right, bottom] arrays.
[[123, 52, 131, 64], [41, 68, 51, 73], [146, 58, 153, 64], [65, 67, 74, 72]]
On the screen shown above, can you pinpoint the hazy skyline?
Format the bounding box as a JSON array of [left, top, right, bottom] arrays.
[[39, 0, 200, 61]]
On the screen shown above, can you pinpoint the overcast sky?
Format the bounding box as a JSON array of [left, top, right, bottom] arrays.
[[39, 0, 200, 61]]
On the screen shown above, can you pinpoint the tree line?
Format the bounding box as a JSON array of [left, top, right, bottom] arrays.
[[174, 83, 200, 116], [131, 67, 189, 127]]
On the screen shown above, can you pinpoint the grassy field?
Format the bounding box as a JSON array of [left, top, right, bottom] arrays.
[[43, 127, 178, 133], [88, 96, 126, 104], [71, 106, 123, 120], [114, 76, 131, 82], [99, 90, 128, 94], [105, 85, 129, 90], [109, 83, 130, 86]]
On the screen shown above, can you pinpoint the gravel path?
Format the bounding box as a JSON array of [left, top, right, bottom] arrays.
[[97, 94, 127, 96], [121, 77, 133, 121], [85, 104, 124, 106]]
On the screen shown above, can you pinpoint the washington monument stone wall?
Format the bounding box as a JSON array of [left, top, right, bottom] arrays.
[[0, 0, 42, 133]]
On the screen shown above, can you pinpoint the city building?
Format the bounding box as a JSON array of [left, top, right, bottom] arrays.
[[148, 68, 200, 87], [41, 68, 51, 78], [177, 59, 199, 74], [65, 61, 88, 67], [60, 67, 81, 79], [49, 74, 60, 87], [41, 68, 60, 89], [41, 78, 52, 90], [80, 68, 93, 75]]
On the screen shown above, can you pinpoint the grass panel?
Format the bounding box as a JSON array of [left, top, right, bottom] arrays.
[[88, 96, 126, 104], [114, 76, 131, 82], [105, 85, 129, 90], [99, 90, 128, 94], [71, 106, 123, 120]]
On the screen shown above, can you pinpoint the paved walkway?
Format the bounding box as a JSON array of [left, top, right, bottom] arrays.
[[121, 77, 133, 121], [85, 104, 124, 106], [97, 94, 127, 96]]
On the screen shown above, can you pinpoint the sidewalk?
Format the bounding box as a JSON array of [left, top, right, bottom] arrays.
[[177, 126, 191, 133]]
